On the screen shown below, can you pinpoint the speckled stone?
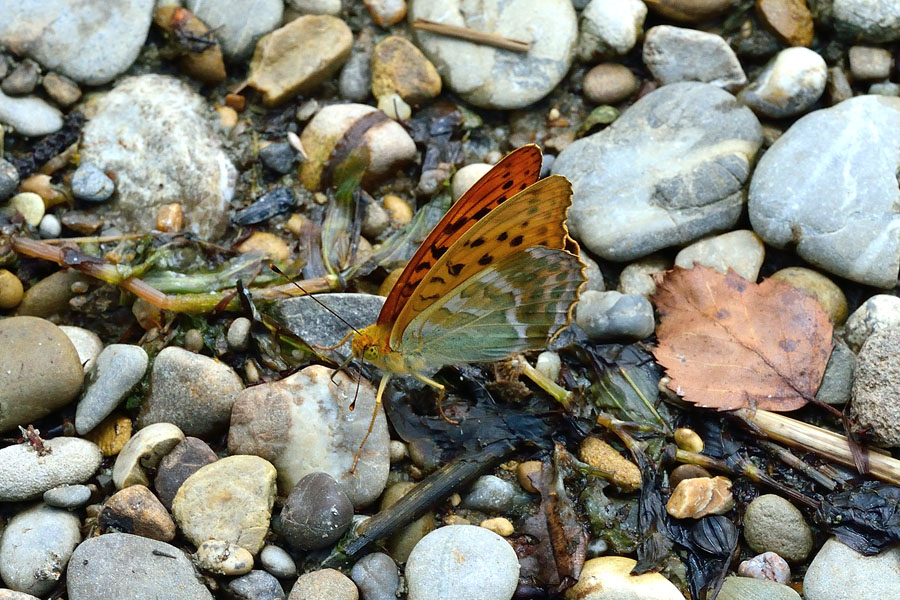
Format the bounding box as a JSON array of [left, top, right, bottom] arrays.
[[0, 437, 102, 501], [743, 494, 813, 562], [99, 484, 176, 542], [154, 436, 218, 510]]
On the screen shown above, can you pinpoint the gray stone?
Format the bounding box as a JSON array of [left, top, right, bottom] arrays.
[[554, 82, 761, 261], [0, 91, 62, 136], [0, 504, 81, 596], [833, 0, 900, 43], [80, 74, 238, 240], [75, 344, 148, 435], [228, 365, 389, 507], [844, 295, 900, 351], [339, 49, 372, 103], [618, 255, 671, 297], [259, 142, 296, 174], [226, 570, 286, 600], [406, 525, 519, 600], [0, 437, 101, 501], [461, 475, 531, 514], [281, 472, 354, 550], [67, 533, 213, 600], [409, 0, 577, 109], [138, 346, 243, 437], [748, 95, 900, 288], [186, 0, 284, 62], [154, 436, 218, 510], [351, 553, 398, 600], [43, 484, 92, 508], [576, 0, 647, 61], [643, 26, 746, 91], [817, 338, 856, 405], [718, 577, 799, 600], [0, 590, 42, 600], [850, 328, 900, 447], [1, 60, 39, 96], [742, 494, 814, 562], [575, 290, 656, 341], [227, 317, 252, 352], [849, 46, 893, 80], [0, 0, 154, 85], [0, 317, 84, 432], [71, 163, 115, 203], [804, 538, 900, 600], [287, 568, 358, 600], [674, 230, 765, 282], [870, 81, 900, 96], [827, 66, 853, 105], [259, 544, 296, 579], [0, 158, 19, 200], [38, 214, 61, 238], [738, 47, 827, 118]]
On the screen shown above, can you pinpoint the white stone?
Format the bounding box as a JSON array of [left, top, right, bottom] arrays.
[[577, 0, 647, 60], [739, 47, 827, 118], [451, 163, 492, 201]]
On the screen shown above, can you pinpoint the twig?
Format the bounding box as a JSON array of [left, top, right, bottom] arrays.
[[412, 19, 531, 53], [758, 439, 837, 491]]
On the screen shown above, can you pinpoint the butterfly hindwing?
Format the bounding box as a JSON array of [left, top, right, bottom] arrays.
[[397, 247, 585, 366], [375, 145, 542, 329]]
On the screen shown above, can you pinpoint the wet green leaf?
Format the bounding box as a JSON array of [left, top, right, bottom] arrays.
[[577, 106, 619, 137]]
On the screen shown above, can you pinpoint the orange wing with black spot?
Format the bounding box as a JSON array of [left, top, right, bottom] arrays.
[[375, 145, 542, 329]]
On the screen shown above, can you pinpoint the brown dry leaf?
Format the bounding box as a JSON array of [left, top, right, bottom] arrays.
[[652, 266, 833, 412]]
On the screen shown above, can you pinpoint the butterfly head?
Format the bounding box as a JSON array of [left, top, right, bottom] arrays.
[[351, 324, 394, 369]]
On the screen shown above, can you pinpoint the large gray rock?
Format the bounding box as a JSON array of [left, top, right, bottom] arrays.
[[67, 533, 214, 600], [80, 75, 238, 240], [0, 0, 154, 85], [749, 95, 900, 288], [553, 82, 762, 261], [0, 504, 81, 596], [75, 344, 148, 435], [804, 538, 900, 600], [833, 0, 900, 43], [409, 0, 577, 109], [186, 0, 283, 61]]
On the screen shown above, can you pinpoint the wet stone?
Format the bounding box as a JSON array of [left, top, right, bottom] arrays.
[[71, 163, 115, 202], [280, 472, 354, 550], [0, 437, 101, 501], [75, 344, 148, 435], [350, 553, 399, 600], [99, 484, 176, 542], [226, 569, 286, 600], [43, 484, 92, 508], [461, 475, 531, 514]]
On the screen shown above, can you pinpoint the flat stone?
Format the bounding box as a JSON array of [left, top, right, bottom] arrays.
[[742, 494, 814, 562], [816, 337, 856, 405], [804, 538, 900, 600], [0, 437, 101, 501], [674, 230, 765, 282], [833, 0, 900, 43], [748, 95, 900, 288], [553, 82, 761, 262], [186, 0, 283, 61], [643, 26, 746, 91], [0, 504, 81, 596], [718, 577, 800, 600], [67, 533, 214, 600], [575, 290, 656, 341], [172, 455, 277, 554], [75, 344, 148, 435], [226, 570, 286, 600], [43, 484, 93, 508], [849, 46, 894, 80], [271, 294, 383, 360]]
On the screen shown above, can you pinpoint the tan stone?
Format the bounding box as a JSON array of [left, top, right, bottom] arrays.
[[770, 267, 849, 324], [566, 556, 685, 600], [289, 568, 358, 600], [194, 540, 254, 575], [381, 481, 435, 563], [112, 422, 184, 489], [236, 232, 290, 263], [0, 269, 24, 309], [583, 63, 639, 105], [579, 437, 641, 492], [100, 484, 176, 542], [674, 428, 703, 453], [480, 517, 514, 537], [666, 476, 733, 519], [371, 36, 441, 105], [756, 0, 814, 47], [154, 6, 226, 84], [517, 460, 542, 493]]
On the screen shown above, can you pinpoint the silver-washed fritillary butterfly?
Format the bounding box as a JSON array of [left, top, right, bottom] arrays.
[[350, 145, 586, 465]]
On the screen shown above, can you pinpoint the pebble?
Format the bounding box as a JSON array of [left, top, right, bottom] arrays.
[[666, 476, 734, 519], [849, 46, 893, 80], [138, 345, 243, 437], [299, 103, 416, 191], [83, 413, 132, 456], [364, 0, 407, 26], [43, 484, 92, 508], [0, 90, 62, 136], [576, 0, 647, 61], [737, 552, 791, 584], [236, 232, 291, 262], [0, 158, 18, 199], [575, 290, 655, 341], [579, 436, 642, 492], [748, 96, 900, 288], [288, 569, 358, 600], [565, 556, 685, 600], [41, 72, 81, 107], [377, 93, 411, 121], [739, 47, 827, 118], [769, 267, 849, 324], [38, 214, 61, 238], [673, 428, 703, 453], [805, 537, 900, 600], [409, 0, 577, 109], [259, 544, 297, 578], [0, 591, 41, 600], [351, 553, 399, 600], [849, 327, 900, 446], [99, 484, 176, 541], [226, 570, 286, 600], [756, 0, 814, 47], [406, 525, 519, 600], [827, 66, 853, 105], [388, 440, 408, 463], [480, 517, 514, 537], [0, 0, 153, 85], [280, 472, 354, 550], [258, 143, 296, 174], [0, 317, 84, 432], [75, 344, 148, 435], [618, 255, 671, 297], [583, 63, 639, 105], [674, 230, 765, 282], [668, 464, 712, 489], [832, 0, 900, 43], [290, 0, 342, 15], [194, 539, 254, 576], [742, 494, 814, 562], [247, 15, 352, 107], [227, 317, 252, 352], [516, 461, 542, 493], [816, 337, 856, 405], [869, 81, 900, 96], [2, 60, 39, 95], [450, 163, 492, 201], [642, 0, 732, 23], [461, 474, 531, 514], [16, 270, 91, 318], [340, 47, 374, 103], [228, 365, 389, 506], [718, 576, 799, 600], [67, 533, 214, 600], [270, 294, 384, 357], [0, 269, 23, 309], [10, 192, 44, 226], [381, 482, 435, 562], [0, 503, 81, 596], [154, 436, 218, 509], [112, 422, 185, 489], [172, 455, 277, 554], [71, 163, 115, 202], [371, 36, 441, 105], [185, 0, 282, 62], [554, 82, 761, 261], [80, 74, 237, 239], [643, 26, 746, 91]]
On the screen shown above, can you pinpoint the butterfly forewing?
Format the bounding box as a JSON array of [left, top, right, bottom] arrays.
[[389, 175, 575, 347], [375, 145, 542, 329], [398, 247, 585, 366]]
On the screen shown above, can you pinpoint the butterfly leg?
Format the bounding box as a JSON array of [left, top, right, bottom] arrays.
[[412, 373, 459, 425], [350, 373, 390, 475]]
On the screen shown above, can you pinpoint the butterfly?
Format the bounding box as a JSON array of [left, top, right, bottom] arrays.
[[348, 145, 586, 466]]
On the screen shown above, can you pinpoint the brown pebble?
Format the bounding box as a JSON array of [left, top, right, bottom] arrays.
[[154, 6, 226, 84], [669, 464, 711, 489], [666, 476, 733, 519], [579, 437, 642, 492], [480, 517, 514, 537], [756, 0, 814, 47], [99, 484, 176, 542], [643, 0, 733, 23], [42, 72, 82, 107], [583, 63, 639, 105], [236, 232, 290, 262], [0, 269, 24, 310], [674, 428, 704, 453], [371, 35, 442, 105], [156, 203, 184, 233], [84, 413, 133, 457], [226, 93, 247, 112], [382, 194, 412, 226], [516, 460, 543, 493]]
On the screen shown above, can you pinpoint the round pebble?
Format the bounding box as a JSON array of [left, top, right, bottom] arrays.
[[75, 344, 149, 435], [42, 72, 82, 107], [583, 63, 639, 105], [0, 158, 20, 200], [575, 290, 655, 341], [743, 494, 813, 562], [849, 46, 893, 80], [38, 213, 62, 238], [667, 476, 734, 519], [535, 351, 561, 381], [669, 464, 712, 489], [480, 517, 514, 537], [288, 568, 358, 600], [225, 570, 286, 600], [674, 230, 765, 282], [406, 525, 519, 600], [738, 47, 827, 118], [350, 553, 399, 600], [0, 90, 63, 136], [43, 484, 93, 508], [280, 472, 354, 550], [227, 317, 252, 352], [0, 269, 24, 309], [674, 428, 703, 453], [259, 142, 296, 174], [737, 552, 791, 584], [461, 475, 530, 514], [194, 539, 254, 576], [71, 163, 115, 202], [844, 294, 900, 351], [10, 191, 44, 226], [769, 267, 849, 324], [260, 544, 297, 579]]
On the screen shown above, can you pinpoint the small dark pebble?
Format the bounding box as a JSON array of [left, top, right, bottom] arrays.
[[0, 158, 19, 200], [224, 569, 286, 600], [9, 111, 84, 177], [258, 142, 296, 174], [280, 472, 353, 551], [1, 59, 39, 95], [154, 436, 218, 510], [72, 163, 115, 202], [232, 187, 295, 226], [350, 552, 399, 600]]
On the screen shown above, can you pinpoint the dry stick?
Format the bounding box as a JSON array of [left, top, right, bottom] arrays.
[[757, 439, 838, 491], [412, 19, 531, 53], [736, 408, 900, 486]]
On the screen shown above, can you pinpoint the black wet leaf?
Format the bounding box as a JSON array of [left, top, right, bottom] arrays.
[[815, 481, 900, 555], [232, 187, 295, 225], [10, 111, 85, 177], [691, 516, 738, 556]]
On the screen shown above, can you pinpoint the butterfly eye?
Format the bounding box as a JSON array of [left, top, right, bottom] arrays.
[[364, 346, 379, 360]]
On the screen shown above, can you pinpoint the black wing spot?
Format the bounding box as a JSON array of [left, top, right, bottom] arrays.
[[414, 261, 432, 272], [444, 219, 466, 235], [473, 207, 492, 219], [448, 263, 464, 276], [431, 245, 447, 259], [502, 180, 514, 190], [478, 254, 494, 266], [420, 294, 440, 302], [510, 235, 524, 247], [429, 276, 446, 285], [519, 183, 528, 191], [469, 237, 485, 248], [497, 231, 508, 241]]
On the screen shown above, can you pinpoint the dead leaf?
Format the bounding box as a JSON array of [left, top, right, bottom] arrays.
[[651, 266, 833, 412]]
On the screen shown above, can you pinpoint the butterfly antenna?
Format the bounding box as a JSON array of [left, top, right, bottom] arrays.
[[269, 264, 361, 335], [349, 372, 361, 412]]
